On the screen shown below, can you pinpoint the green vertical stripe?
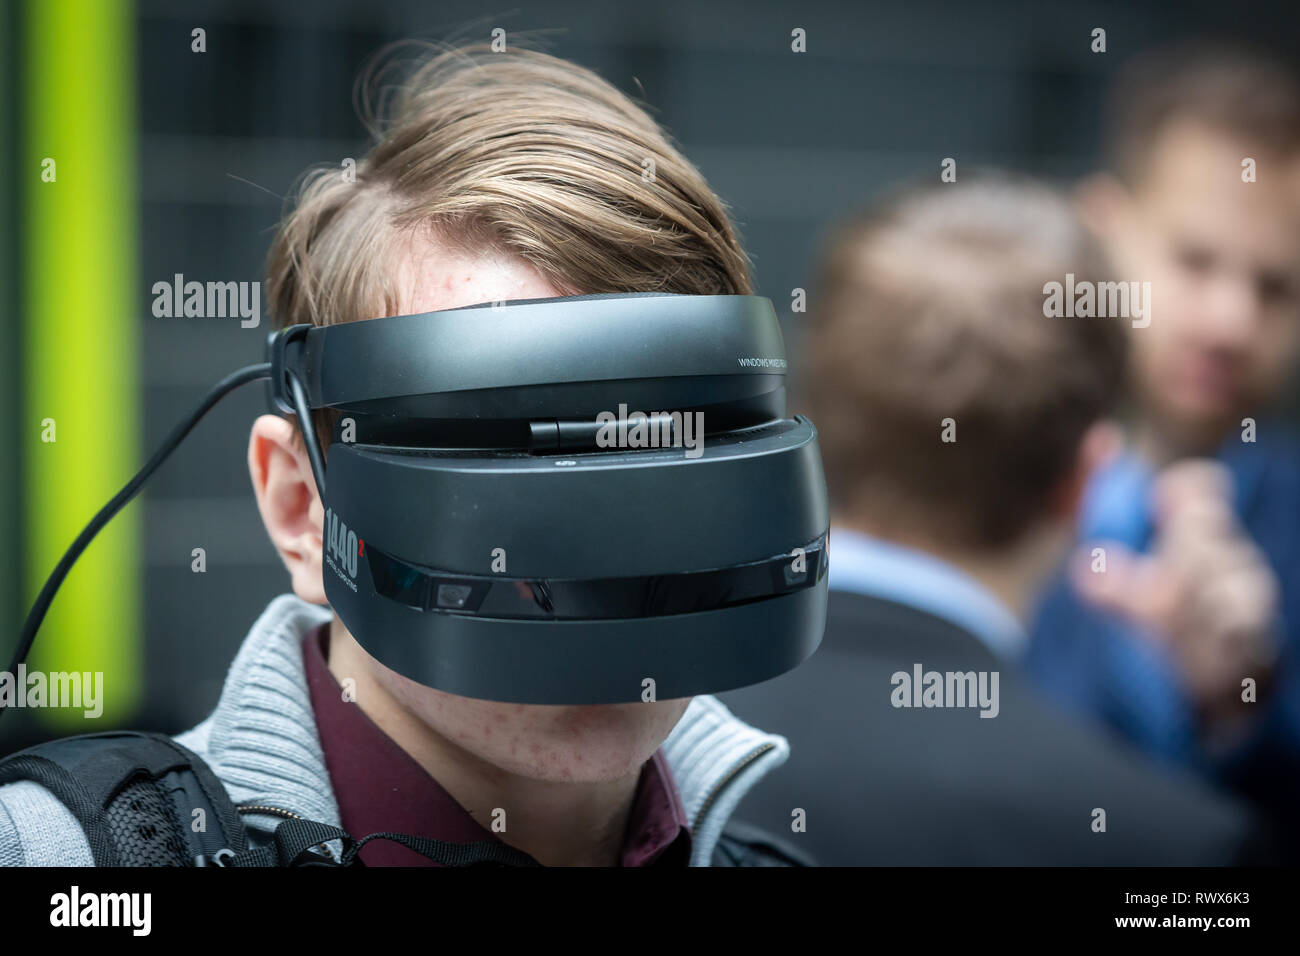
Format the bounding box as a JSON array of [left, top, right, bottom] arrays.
[[0, 3, 21, 682], [23, 0, 140, 727]]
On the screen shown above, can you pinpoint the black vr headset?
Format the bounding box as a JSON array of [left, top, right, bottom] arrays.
[[10, 292, 829, 711]]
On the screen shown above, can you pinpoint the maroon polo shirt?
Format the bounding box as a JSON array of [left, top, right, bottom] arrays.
[[302, 624, 692, 866]]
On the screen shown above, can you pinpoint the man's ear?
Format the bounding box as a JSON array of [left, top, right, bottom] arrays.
[[1048, 420, 1123, 525], [249, 413, 327, 604]]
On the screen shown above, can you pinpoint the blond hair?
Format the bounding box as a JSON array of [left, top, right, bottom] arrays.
[[265, 41, 753, 447]]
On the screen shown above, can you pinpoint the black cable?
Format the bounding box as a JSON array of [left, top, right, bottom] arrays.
[[287, 367, 327, 500], [2, 363, 273, 723]]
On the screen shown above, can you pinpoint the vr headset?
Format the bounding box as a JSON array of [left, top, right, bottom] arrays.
[[10, 292, 829, 711]]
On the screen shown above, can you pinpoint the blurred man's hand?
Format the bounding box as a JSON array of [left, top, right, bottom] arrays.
[[1072, 460, 1280, 725]]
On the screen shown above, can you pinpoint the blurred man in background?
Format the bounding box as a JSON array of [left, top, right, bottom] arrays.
[[1026, 41, 1300, 839], [720, 175, 1272, 865]]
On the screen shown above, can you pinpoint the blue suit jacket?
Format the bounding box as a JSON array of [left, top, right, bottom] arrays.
[[1026, 424, 1300, 819]]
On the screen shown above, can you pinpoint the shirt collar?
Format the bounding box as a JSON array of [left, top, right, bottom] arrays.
[[828, 527, 1027, 660], [1079, 433, 1275, 549], [302, 623, 692, 866], [1078, 450, 1156, 547]]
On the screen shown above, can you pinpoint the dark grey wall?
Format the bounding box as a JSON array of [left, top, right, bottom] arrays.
[[116, 0, 1300, 730]]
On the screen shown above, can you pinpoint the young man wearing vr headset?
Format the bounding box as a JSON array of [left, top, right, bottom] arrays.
[[0, 43, 811, 868]]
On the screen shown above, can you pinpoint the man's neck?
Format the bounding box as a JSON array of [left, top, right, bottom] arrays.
[[1129, 414, 1228, 469], [325, 619, 638, 866]]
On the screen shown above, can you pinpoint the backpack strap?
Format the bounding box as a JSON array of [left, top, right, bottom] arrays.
[[222, 816, 542, 868], [0, 730, 249, 866], [2, 731, 797, 867], [0, 731, 546, 867]]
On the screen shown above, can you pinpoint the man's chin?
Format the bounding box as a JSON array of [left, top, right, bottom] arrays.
[[504, 701, 692, 783], [1156, 391, 1242, 453]]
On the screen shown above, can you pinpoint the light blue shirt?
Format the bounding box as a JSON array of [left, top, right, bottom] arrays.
[[828, 527, 1027, 660]]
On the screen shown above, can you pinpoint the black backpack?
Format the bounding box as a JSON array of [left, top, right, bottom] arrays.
[[0, 730, 811, 867]]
